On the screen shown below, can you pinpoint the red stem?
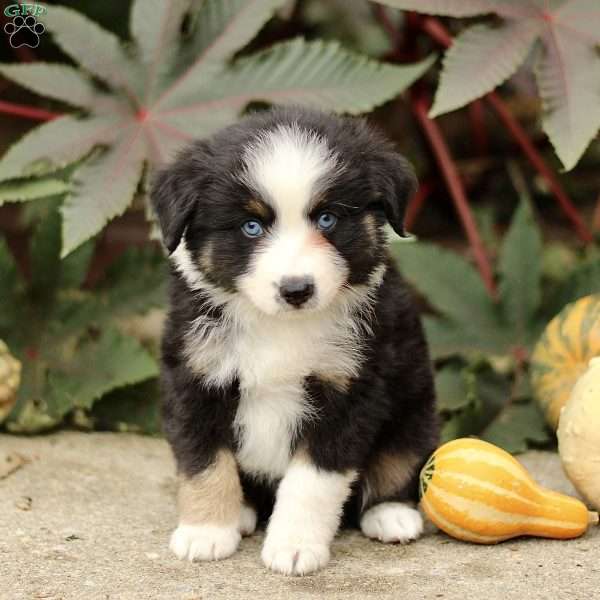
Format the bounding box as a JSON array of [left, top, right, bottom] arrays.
[[0, 100, 61, 121], [468, 100, 489, 156], [486, 92, 593, 243], [420, 16, 593, 244], [593, 194, 600, 233], [405, 180, 432, 231], [413, 93, 497, 298]]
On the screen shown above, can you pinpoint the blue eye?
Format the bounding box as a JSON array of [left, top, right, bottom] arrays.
[[316, 212, 338, 232], [241, 219, 264, 238]]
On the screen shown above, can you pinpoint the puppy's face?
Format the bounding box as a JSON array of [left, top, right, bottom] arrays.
[[152, 110, 416, 316]]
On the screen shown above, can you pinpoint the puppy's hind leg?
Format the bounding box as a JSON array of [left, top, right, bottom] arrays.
[[360, 451, 425, 544]]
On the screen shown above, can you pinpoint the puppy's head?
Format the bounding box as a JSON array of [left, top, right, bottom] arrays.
[[151, 107, 416, 316]]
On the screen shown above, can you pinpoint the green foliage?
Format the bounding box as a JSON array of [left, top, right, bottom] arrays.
[[0, 210, 165, 433], [0, 1, 434, 256], [377, 0, 600, 170], [392, 170, 600, 453]]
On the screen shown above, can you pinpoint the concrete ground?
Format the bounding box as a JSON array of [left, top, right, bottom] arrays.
[[0, 432, 598, 600]]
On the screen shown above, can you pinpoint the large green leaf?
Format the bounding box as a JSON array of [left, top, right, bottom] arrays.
[[59, 133, 146, 257], [0, 115, 121, 183], [0, 63, 97, 109], [535, 29, 600, 170], [498, 197, 542, 348], [482, 401, 550, 454], [45, 328, 158, 420], [424, 317, 509, 360], [159, 0, 290, 107], [159, 41, 435, 127], [0, 3, 436, 255], [430, 20, 541, 117], [0, 177, 69, 205], [391, 240, 498, 331], [43, 6, 143, 97]]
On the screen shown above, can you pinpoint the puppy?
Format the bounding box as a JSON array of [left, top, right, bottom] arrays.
[[151, 106, 438, 576]]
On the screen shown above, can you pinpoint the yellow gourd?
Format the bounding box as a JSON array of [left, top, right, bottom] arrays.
[[530, 294, 600, 429], [558, 358, 600, 512], [419, 438, 598, 544]]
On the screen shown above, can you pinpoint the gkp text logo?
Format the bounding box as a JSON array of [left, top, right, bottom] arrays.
[[4, 3, 47, 49]]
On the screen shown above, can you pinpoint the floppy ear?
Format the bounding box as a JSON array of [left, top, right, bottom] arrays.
[[150, 143, 207, 254], [374, 151, 417, 238]]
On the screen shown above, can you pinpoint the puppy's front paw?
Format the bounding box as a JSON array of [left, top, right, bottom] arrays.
[[170, 523, 241, 561], [361, 502, 423, 543], [261, 539, 330, 576]]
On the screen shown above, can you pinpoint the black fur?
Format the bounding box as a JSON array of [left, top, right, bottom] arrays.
[[152, 106, 438, 527]]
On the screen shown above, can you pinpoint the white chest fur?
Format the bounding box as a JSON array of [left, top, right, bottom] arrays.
[[184, 297, 366, 481]]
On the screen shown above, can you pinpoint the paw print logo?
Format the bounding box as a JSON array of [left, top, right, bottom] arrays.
[[4, 15, 45, 49]]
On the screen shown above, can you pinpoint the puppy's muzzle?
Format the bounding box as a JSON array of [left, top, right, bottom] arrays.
[[279, 276, 315, 308]]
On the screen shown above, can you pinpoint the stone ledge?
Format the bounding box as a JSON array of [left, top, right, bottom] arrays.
[[1, 432, 598, 600]]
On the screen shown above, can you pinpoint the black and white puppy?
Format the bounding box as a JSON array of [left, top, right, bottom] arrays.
[[151, 106, 438, 576]]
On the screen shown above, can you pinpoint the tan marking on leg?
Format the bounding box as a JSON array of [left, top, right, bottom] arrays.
[[362, 213, 378, 245], [178, 449, 242, 526], [362, 451, 420, 509]]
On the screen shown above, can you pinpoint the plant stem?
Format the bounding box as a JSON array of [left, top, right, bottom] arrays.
[[486, 93, 593, 243], [405, 179, 432, 231], [0, 100, 61, 121], [420, 16, 593, 244], [413, 93, 497, 298]]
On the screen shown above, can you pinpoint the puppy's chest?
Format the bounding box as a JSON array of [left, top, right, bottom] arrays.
[[185, 314, 360, 480]]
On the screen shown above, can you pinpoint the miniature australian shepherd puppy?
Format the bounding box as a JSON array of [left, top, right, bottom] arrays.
[[151, 106, 439, 576]]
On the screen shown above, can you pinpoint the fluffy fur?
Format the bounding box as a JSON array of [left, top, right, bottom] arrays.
[[151, 106, 439, 575]]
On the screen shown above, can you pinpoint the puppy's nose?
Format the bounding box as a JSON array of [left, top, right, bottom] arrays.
[[280, 276, 315, 307]]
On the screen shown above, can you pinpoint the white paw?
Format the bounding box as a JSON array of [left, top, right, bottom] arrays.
[[361, 502, 423, 543], [239, 504, 257, 536], [169, 523, 241, 561], [261, 540, 330, 576]]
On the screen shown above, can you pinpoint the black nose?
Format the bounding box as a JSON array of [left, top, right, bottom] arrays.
[[279, 276, 315, 307]]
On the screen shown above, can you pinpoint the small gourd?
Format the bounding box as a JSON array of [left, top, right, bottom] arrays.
[[558, 358, 600, 512], [530, 294, 600, 429], [419, 438, 598, 544]]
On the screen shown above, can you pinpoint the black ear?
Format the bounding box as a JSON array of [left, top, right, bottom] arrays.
[[374, 151, 417, 238], [150, 144, 207, 254]]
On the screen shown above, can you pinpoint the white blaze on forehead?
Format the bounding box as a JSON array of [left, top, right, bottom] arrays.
[[241, 123, 340, 219]]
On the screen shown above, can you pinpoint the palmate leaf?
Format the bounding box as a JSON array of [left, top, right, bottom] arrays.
[[160, 41, 435, 137], [535, 27, 600, 170], [59, 131, 147, 257], [498, 194, 542, 348], [430, 20, 542, 117], [381, 0, 600, 169], [390, 240, 498, 331], [45, 328, 158, 420], [0, 2, 434, 255]]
